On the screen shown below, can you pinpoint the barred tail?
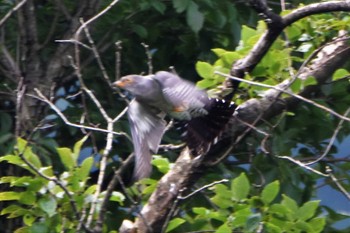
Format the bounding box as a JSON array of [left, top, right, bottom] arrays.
[[186, 98, 237, 155]]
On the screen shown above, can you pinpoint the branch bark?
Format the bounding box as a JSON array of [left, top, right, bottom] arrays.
[[129, 41, 350, 233], [230, 0, 350, 80], [123, 2, 350, 232]]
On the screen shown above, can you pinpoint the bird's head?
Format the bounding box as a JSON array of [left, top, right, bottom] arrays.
[[114, 75, 135, 89], [113, 74, 156, 96]]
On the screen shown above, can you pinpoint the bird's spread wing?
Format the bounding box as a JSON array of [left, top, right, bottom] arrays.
[[128, 99, 166, 180], [154, 71, 209, 119]]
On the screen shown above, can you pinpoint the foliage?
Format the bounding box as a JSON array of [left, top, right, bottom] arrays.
[[177, 174, 325, 233], [0, 0, 350, 232], [0, 138, 124, 232]]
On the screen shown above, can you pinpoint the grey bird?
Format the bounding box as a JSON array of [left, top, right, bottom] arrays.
[[114, 71, 236, 181]]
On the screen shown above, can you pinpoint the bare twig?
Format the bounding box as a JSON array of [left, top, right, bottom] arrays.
[[95, 154, 135, 231], [81, 18, 112, 87], [15, 77, 25, 138], [115, 41, 122, 81], [276, 155, 329, 177], [217, 72, 350, 123], [71, 3, 126, 226], [142, 42, 153, 74], [33, 89, 129, 138], [305, 107, 350, 165], [179, 179, 229, 200], [0, 0, 28, 27], [55, 39, 92, 50], [74, 0, 121, 39], [53, 0, 72, 21], [326, 166, 350, 201]]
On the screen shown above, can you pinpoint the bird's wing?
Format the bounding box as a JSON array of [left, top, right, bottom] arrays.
[[128, 99, 166, 180], [153, 71, 208, 117]]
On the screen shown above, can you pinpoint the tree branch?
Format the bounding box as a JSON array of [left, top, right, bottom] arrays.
[[126, 3, 350, 231], [230, 0, 350, 82]]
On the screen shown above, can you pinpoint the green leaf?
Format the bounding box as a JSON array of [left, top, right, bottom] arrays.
[[29, 223, 49, 233], [150, 0, 166, 14], [172, 0, 190, 13], [151, 0, 166, 14], [166, 217, 186, 232], [264, 222, 282, 233], [1, 204, 30, 216], [290, 78, 302, 93], [308, 217, 326, 233], [14, 227, 31, 233], [296, 200, 320, 221], [333, 68, 350, 81], [109, 191, 125, 205], [196, 61, 214, 79], [0, 176, 22, 185], [192, 207, 209, 216], [23, 149, 42, 169], [73, 135, 88, 161], [16, 137, 28, 153], [261, 180, 280, 205], [241, 25, 258, 44], [221, 51, 240, 67], [294, 220, 313, 232], [19, 191, 36, 205], [38, 196, 57, 217], [215, 223, 231, 233], [232, 207, 251, 226], [131, 24, 148, 38], [245, 213, 261, 232], [186, 1, 204, 33], [269, 203, 290, 217], [196, 79, 216, 89], [286, 25, 302, 40], [0, 155, 28, 170], [303, 76, 317, 86], [231, 173, 250, 201], [281, 194, 298, 214], [84, 184, 97, 195], [211, 184, 232, 208], [16, 138, 42, 168], [78, 156, 93, 181], [23, 214, 36, 226], [140, 178, 158, 195], [0, 191, 21, 201], [152, 155, 170, 174], [212, 48, 227, 57], [57, 148, 75, 170]]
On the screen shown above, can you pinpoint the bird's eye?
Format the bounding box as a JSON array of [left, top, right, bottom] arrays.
[[121, 77, 134, 84]]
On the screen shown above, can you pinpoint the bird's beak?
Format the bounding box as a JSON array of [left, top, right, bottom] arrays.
[[113, 80, 124, 88]]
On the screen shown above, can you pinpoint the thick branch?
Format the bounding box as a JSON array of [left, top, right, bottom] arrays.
[[231, 1, 350, 79], [127, 20, 350, 233]]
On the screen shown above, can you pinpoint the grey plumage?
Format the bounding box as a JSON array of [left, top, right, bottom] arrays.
[[114, 71, 236, 181]]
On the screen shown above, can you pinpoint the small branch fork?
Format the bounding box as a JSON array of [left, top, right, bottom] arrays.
[[230, 0, 350, 82], [30, 0, 127, 230]]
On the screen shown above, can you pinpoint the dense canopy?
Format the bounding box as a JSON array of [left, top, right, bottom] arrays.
[[0, 0, 350, 232]]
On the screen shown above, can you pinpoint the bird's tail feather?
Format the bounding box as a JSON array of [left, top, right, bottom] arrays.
[[186, 98, 237, 155]]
